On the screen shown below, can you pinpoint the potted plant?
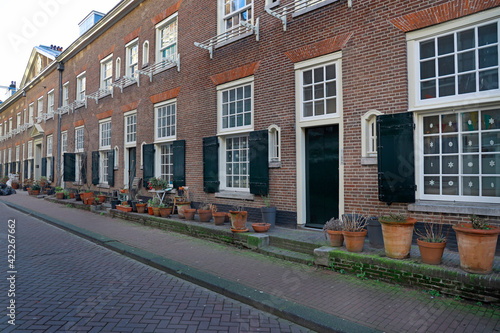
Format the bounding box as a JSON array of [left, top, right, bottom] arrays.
[[116, 203, 132, 212], [147, 199, 154, 215], [212, 205, 226, 226], [55, 187, 65, 200], [416, 222, 449, 265], [453, 215, 500, 274], [148, 177, 168, 190], [197, 203, 212, 222], [150, 197, 161, 217], [176, 191, 191, 219], [342, 213, 367, 253], [159, 199, 173, 218], [379, 213, 418, 259], [366, 216, 384, 249], [69, 191, 75, 199], [134, 195, 147, 214], [260, 194, 277, 229], [323, 217, 344, 247], [229, 206, 248, 232], [31, 183, 41, 195], [11, 179, 19, 189], [39, 176, 48, 188], [97, 192, 106, 203]]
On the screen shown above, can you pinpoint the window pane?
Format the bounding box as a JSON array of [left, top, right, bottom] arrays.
[[462, 155, 479, 174], [479, 69, 499, 91], [423, 116, 439, 134], [457, 29, 475, 51], [303, 102, 313, 117], [424, 136, 439, 154], [326, 99, 336, 114], [326, 65, 335, 80], [313, 68, 323, 83], [314, 101, 324, 116], [442, 135, 458, 153], [303, 86, 312, 101], [438, 55, 455, 76], [314, 84, 324, 99], [442, 113, 458, 133], [457, 51, 475, 72], [421, 80, 436, 99], [424, 156, 440, 174], [479, 46, 498, 69], [438, 34, 454, 55], [420, 60, 435, 79], [303, 70, 312, 84], [458, 73, 476, 94], [420, 40, 435, 59], [482, 154, 500, 174], [482, 109, 500, 130], [424, 176, 440, 194], [439, 77, 455, 97], [478, 23, 498, 46], [482, 132, 500, 152], [462, 176, 479, 196], [461, 111, 479, 131], [326, 81, 336, 97], [442, 176, 459, 195], [482, 177, 500, 197], [442, 155, 459, 174]]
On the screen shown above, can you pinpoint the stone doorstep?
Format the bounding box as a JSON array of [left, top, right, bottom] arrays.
[[45, 196, 500, 303]]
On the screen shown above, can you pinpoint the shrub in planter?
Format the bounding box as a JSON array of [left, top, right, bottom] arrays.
[[416, 222, 449, 265], [197, 203, 212, 222], [211, 205, 226, 225], [342, 214, 367, 253], [230, 208, 248, 231], [323, 217, 344, 247]]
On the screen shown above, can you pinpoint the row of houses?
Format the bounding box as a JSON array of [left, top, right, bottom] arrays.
[[0, 0, 499, 228]]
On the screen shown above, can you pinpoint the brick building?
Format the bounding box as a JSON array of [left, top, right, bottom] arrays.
[[0, 0, 499, 228]]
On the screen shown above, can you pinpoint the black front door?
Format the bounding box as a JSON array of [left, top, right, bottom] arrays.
[[305, 125, 339, 228], [128, 147, 136, 189]]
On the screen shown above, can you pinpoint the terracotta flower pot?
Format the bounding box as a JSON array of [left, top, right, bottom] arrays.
[[116, 205, 132, 212], [56, 192, 65, 200], [197, 209, 212, 222], [177, 202, 191, 219], [417, 239, 446, 265], [97, 195, 106, 203], [32, 190, 40, 196], [136, 203, 147, 214], [252, 223, 271, 233], [159, 207, 172, 218], [69, 193, 75, 199], [11, 183, 19, 189], [184, 208, 196, 220], [326, 230, 344, 247], [453, 223, 500, 274], [213, 212, 226, 225], [229, 211, 248, 230], [379, 217, 418, 259], [342, 229, 367, 253], [152, 207, 161, 217], [148, 207, 154, 215]]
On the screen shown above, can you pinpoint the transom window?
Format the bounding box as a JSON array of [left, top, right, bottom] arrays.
[[156, 103, 176, 140], [419, 20, 499, 101], [160, 143, 173, 183], [156, 17, 177, 63], [77, 74, 86, 102], [222, 0, 252, 31], [75, 127, 84, 152], [101, 56, 113, 92], [100, 121, 112, 149], [221, 84, 252, 130], [125, 113, 137, 144], [225, 135, 249, 189], [126, 41, 139, 77], [421, 109, 500, 202], [301, 63, 337, 119]]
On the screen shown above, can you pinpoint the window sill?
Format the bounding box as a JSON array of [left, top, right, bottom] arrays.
[[98, 184, 110, 189], [361, 157, 377, 165], [408, 200, 500, 217], [153, 62, 176, 76], [269, 160, 282, 168], [72, 181, 84, 186], [265, 0, 280, 10], [215, 31, 253, 50], [292, 0, 340, 18], [215, 191, 254, 201]]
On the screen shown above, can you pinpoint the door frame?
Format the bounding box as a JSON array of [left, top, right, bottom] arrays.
[[34, 139, 43, 181], [294, 52, 345, 227]]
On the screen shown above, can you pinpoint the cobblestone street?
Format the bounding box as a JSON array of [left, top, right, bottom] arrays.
[[0, 204, 311, 332]]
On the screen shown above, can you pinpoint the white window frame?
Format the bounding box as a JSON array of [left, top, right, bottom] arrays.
[[37, 96, 44, 121], [22, 143, 25, 161], [217, 76, 254, 135], [293, 0, 339, 18], [8, 118, 13, 133], [28, 103, 34, 124], [47, 135, 53, 157], [268, 124, 281, 163], [75, 153, 83, 183], [76, 72, 86, 102], [124, 111, 137, 147], [219, 134, 250, 192], [28, 141, 33, 159], [62, 82, 69, 107], [75, 126, 84, 153], [155, 142, 174, 184], [143, 41, 150, 66], [154, 100, 177, 143], [99, 151, 109, 185], [8, 148, 12, 163], [407, 10, 500, 111], [265, 0, 280, 9], [15, 146, 19, 162], [155, 14, 178, 65], [99, 119, 112, 150], [115, 57, 121, 79], [125, 39, 139, 78], [16, 112, 21, 129], [100, 54, 113, 93], [415, 107, 500, 204], [218, 0, 253, 34], [61, 131, 68, 154], [47, 89, 54, 114], [361, 110, 383, 163], [0, 123, 2, 137]]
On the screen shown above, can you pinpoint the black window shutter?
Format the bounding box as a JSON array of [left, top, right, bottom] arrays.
[[50, 159, 54, 182], [11, 162, 15, 174], [203, 136, 219, 193], [24, 160, 28, 178], [92, 151, 100, 185], [173, 140, 185, 189], [5, 164, 8, 176], [107, 150, 114, 187], [249, 130, 269, 195], [81, 153, 87, 184], [142, 143, 155, 188], [0, 165, 2, 177], [63, 153, 76, 182], [41, 157, 47, 177], [30, 159, 34, 178], [377, 112, 416, 204]]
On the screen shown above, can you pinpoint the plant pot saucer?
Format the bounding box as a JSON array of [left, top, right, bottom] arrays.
[[231, 228, 249, 233]]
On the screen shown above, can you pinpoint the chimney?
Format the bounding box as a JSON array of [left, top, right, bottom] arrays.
[[8, 81, 16, 96]]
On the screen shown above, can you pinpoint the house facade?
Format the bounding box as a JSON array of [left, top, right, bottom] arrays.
[[0, 0, 499, 228]]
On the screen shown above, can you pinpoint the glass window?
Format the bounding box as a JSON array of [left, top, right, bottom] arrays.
[[61, 132, 68, 153], [156, 17, 177, 63], [100, 121, 111, 149], [28, 104, 34, 124], [419, 21, 499, 101], [15, 146, 19, 161], [75, 127, 84, 152], [156, 103, 176, 140], [126, 42, 139, 78], [301, 63, 337, 119], [77, 74, 86, 102], [221, 84, 252, 130], [47, 135, 53, 156], [225, 135, 249, 189], [48, 91, 54, 114], [100, 152, 109, 184], [16, 112, 21, 129], [28, 141, 33, 159], [125, 113, 137, 144], [159, 143, 173, 183], [222, 0, 252, 31], [62, 83, 69, 107], [269, 126, 280, 162], [421, 109, 500, 201], [37, 97, 43, 119], [101, 57, 113, 92]]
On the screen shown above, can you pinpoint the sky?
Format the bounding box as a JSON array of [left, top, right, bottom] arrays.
[[0, 0, 120, 100]]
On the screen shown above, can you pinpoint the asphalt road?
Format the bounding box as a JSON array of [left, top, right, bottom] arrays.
[[0, 203, 312, 332]]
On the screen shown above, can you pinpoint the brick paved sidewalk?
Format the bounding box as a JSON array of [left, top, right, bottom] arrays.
[[1, 192, 499, 333]]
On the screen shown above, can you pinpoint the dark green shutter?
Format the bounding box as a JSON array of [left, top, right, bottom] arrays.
[[92, 151, 100, 185], [64, 153, 75, 182], [0, 165, 2, 177], [377, 112, 416, 204], [107, 150, 114, 187], [11, 162, 16, 174], [41, 157, 47, 177], [173, 140, 185, 189], [203, 136, 219, 193], [142, 144, 155, 188], [249, 130, 269, 195], [24, 160, 28, 178], [50, 159, 54, 182], [81, 153, 87, 184], [30, 159, 34, 178]]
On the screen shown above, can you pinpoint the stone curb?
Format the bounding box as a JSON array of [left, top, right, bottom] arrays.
[[1, 199, 381, 333]]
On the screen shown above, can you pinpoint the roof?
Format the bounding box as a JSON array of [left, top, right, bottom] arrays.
[[35, 45, 63, 59]]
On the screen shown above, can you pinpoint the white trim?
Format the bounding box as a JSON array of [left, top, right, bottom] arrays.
[[125, 38, 139, 78], [361, 109, 383, 159], [100, 54, 114, 92], [115, 57, 121, 79], [217, 76, 254, 135], [74, 126, 84, 153], [124, 110, 137, 147], [292, 0, 340, 18], [155, 13, 178, 66], [140, 141, 147, 170], [268, 124, 281, 163], [142, 41, 150, 67], [99, 119, 112, 151], [154, 99, 177, 143], [218, 134, 251, 192]]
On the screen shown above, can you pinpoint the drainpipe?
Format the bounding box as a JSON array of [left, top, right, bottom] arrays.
[[56, 62, 64, 187]]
